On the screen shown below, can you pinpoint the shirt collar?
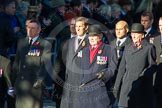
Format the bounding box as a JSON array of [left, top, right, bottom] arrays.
[[116, 36, 128, 46], [29, 35, 39, 44], [145, 26, 152, 37], [77, 34, 86, 40]]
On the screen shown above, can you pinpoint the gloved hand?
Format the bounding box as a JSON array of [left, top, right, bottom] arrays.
[[96, 72, 104, 80], [33, 79, 43, 88], [7, 87, 14, 97], [112, 89, 118, 99]]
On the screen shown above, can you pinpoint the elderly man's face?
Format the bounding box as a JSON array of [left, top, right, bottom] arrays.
[[131, 32, 144, 44], [88, 35, 101, 46]]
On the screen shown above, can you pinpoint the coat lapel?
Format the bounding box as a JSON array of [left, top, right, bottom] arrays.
[[130, 40, 147, 54], [73, 36, 89, 59]]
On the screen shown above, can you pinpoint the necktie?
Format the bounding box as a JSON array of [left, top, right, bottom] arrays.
[[78, 39, 82, 45], [117, 40, 121, 47], [91, 46, 95, 51], [29, 39, 33, 48]]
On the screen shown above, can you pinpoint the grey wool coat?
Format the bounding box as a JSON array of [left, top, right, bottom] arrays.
[[60, 37, 118, 108], [114, 39, 157, 108]]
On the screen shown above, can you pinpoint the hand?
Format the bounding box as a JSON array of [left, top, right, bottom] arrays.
[[112, 90, 118, 99], [96, 72, 104, 80], [33, 80, 43, 88], [7, 87, 14, 98]]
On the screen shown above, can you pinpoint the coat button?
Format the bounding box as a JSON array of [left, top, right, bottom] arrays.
[[23, 65, 26, 68], [21, 76, 24, 80]]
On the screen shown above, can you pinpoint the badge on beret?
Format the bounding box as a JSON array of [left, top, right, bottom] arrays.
[[98, 50, 102, 54], [82, 41, 86, 47]]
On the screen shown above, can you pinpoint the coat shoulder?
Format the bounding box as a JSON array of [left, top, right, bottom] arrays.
[[0, 55, 10, 67]]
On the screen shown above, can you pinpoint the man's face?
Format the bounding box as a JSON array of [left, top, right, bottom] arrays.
[[141, 16, 153, 31], [27, 22, 41, 38], [58, 6, 65, 15], [70, 19, 76, 35], [88, 35, 101, 46], [131, 32, 144, 44], [159, 19, 162, 34], [115, 23, 128, 39], [75, 21, 88, 36], [5, 2, 16, 16]]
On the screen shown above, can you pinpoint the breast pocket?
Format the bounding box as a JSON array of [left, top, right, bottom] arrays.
[[25, 55, 41, 67]]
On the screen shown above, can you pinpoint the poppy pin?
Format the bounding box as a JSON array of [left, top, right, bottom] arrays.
[[98, 50, 102, 54], [82, 41, 86, 47], [34, 41, 39, 46]]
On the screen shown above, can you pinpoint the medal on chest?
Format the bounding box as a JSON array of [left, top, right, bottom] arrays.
[[97, 56, 107, 64], [77, 50, 82, 58], [28, 48, 41, 56]]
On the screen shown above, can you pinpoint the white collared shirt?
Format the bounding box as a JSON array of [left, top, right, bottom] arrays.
[[75, 34, 86, 52], [29, 36, 39, 45], [145, 26, 152, 37], [161, 34, 162, 44], [116, 36, 128, 46], [71, 34, 77, 38]]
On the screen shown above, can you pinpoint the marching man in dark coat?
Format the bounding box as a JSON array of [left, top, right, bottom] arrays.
[[13, 19, 52, 108], [60, 16, 89, 108], [60, 24, 118, 108], [113, 23, 157, 108], [151, 17, 162, 108]]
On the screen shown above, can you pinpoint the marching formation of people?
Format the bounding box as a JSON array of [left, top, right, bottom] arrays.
[[1, 0, 162, 108]]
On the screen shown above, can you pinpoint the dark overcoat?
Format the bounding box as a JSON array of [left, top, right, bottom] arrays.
[[151, 35, 162, 108], [60, 39, 118, 108], [114, 40, 157, 108], [0, 56, 12, 108], [12, 37, 51, 108], [144, 27, 159, 42], [0, 55, 12, 88]]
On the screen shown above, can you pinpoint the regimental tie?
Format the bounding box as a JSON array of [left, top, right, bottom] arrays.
[[117, 40, 121, 58], [29, 39, 33, 48], [117, 40, 121, 47], [78, 38, 82, 45]]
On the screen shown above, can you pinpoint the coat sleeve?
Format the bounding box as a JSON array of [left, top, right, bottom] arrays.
[[102, 47, 118, 82], [38, 40, 52, 81], [3, 57, 12, 88], [139, 45, 157, 77], [114, 48, 127, 91], [12, 40, 21, 84]]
